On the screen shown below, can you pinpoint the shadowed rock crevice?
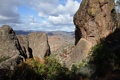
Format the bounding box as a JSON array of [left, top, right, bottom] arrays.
[[28, 47, 33, 58], [75, 25, 81, 45]]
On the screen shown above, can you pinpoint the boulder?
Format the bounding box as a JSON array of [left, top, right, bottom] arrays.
[[66, 38, 91, 67], [28, 32, 51, 60], [74, 0, 116, 45], [0, 25, 24, 70]]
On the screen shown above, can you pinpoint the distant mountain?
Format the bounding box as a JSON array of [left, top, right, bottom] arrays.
[[47, 31, 74, 36], [15, 30, 43, 35], [15, 30, 74, 38], [46, 31, 74, 39]]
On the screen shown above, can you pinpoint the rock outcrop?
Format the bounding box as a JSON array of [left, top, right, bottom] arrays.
[[0, 25, 24, 70], [74, 0, 116, 45], [65, 0, 117, 67], [17, 35, 32, 58], [71, 38, 91, 63], [0, 25, 51, 79], [28, 32, 51, 60], [0, 25, 51, 70], [64, 38, 91, 67]]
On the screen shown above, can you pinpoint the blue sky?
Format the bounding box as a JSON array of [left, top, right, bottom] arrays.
[[0, 0, 81, 31]]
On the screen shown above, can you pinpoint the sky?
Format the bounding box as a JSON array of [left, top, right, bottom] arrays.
[[0, 0, 81, 32]]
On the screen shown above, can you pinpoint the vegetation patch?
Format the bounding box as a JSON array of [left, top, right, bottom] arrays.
[[89, 43, 120, 76], [11, 56, 74, 80], [87, 7, 95, 17]]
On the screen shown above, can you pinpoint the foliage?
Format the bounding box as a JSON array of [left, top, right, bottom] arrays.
[[70, 60, 95, 79], [89, 43, 119, 75], [2, 43, 120, 80], [11, 57, 72, 80], [87, 7, 95, 17], [12, 58, 44, 80], [0, 69, 13, 80], [6, 45, 119, 80]]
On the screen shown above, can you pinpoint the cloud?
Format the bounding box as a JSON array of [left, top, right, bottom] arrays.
[[48, 14, 73, 25], [52, 0, 80, 16], [27, 0, 59, 17], [33, 0, 80, 17], [28, 15, 37, 24], [38, 12, 47, 18], [0, 0, 22, 24], [25, 0, 80, 31], [0, 0, 81, 32]]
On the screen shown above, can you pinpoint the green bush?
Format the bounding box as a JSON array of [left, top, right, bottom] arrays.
[[12, 58, 44, 80], [70, 61, 95, 79], [89, 43, 119, 74], [11, 57, 72, 80], [45, 56, 71, 80]]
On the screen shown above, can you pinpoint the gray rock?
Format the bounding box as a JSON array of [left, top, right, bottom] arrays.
[[28, 32, 51, 60], [17, 35, 33, 58], [66, 38, 91, 67], [0, 25, 24, 70]]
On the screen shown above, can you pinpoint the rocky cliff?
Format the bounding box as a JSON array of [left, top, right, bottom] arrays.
[[66, 0, 117, 68], [74, 0, 116, 45], [69, 0, 120, 79], [18, 32, 51, 60], [0, 25, 51, 70], [0, 25, 25, 70], [0, 25, 51, 79], [17, 35, 32, 58]]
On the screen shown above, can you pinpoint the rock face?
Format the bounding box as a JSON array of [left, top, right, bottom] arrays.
[[74, 0, 116, 45], [0, 25, 51, 70], [28, 32, 51, 60], [65, 0, 117, 68], [65, 38, 91, 67], [0, 25, 24, 70], [17, 35, 32, 58], [17, 32, 51, 60], [71, 38, 91, 63]]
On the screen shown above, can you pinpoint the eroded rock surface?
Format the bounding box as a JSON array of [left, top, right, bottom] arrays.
[[74, 0, 116, 45], [65, 0, 117, 68], [0, 25, 24, 70], [17, 35, 32, 58], [66, 38, 91, 67], [28, 32, 51, 60]]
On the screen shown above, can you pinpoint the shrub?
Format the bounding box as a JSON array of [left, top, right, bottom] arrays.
[[12, 56, 71, 80], [12, 58, 45, 80], [45, 56, 71, 80], [89, 43, 118, 75]]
